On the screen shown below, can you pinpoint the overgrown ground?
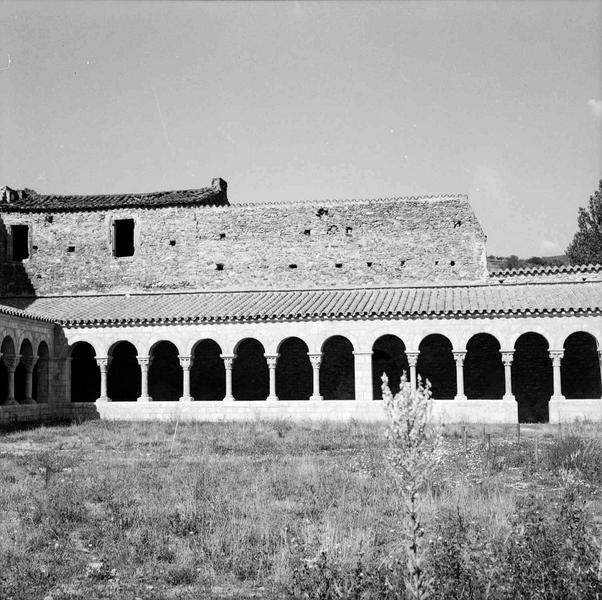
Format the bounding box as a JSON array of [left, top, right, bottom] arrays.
[[0, 418, 601, 599]]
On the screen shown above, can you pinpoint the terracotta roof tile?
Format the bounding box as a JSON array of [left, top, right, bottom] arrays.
[[1, 280, 599, 327]]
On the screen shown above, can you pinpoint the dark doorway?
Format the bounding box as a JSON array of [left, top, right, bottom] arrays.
[[417, 334, 456, 399], [191, 339, 225, 400], [276, 337, 312, 400], [149, 341, 182, 401], [108, 341, 140, 402], [372, 335, 408, 398], [465, 333, 504, 399], [320, 336, 355, 400], [233, 338, 269, 400]]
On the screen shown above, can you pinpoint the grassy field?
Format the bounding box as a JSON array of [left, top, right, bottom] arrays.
[[0, 418, 601, 599]]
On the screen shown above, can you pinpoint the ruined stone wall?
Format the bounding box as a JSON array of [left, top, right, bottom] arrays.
[[0, 196, 487, 295]]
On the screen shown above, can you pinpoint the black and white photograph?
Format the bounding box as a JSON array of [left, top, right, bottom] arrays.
[[0, 1, 601, 598]]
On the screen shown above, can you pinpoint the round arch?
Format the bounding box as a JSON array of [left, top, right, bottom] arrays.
[[34, 341, 50, 403], [108, 341, 140, 402], [464, 333, 504, 399], [191, 338, 225, 400], [562, 331, 601, 399], [148, 340, 182, 401], [276, 336, 312, 400], [372, 334, 408, 399], [232, 338, 268, 400], [417, 334, 456, 399], [320, 335, 355, 400], [71, 342, 100, 402], [513, 332, 551, 423]]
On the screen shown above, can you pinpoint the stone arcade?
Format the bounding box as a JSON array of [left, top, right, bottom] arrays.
[[0, 179, 600, 425]]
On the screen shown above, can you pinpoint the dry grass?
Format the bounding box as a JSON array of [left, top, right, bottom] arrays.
[[0, 419, 600, 599]]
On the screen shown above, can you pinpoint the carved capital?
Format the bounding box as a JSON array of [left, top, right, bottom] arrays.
[[2, 353, 21, 371], [549, 350, 564, 366], [307, 353, 322, 368], [500, 350, 514, 366], [179, 355, 193, 370], [137, 356, 151, 369], [220, 354, 236, 369], [95, 357, 111, 370], [264, 354, 279, 369], [20, 355, 37, 370], [453, 351, 466, 366], [406, 352, 419, 367]]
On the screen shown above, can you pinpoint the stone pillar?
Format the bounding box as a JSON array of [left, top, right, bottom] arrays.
[[265, 354, 279, 402], [36, 356, 50, 403], [308, 353, 323, 401], [453, 351, 467, 401], [406, 352, 419, 389], [599, 351, 602, 400], [353, 351, 373, 401], [179, 356, 194, 402], [137, 356, 152, 402], [221, 354, 236, 402], [3, 354, 21, 405], [500, 350, 515, 401], [21, 355, 37, 404], [95, 357, 111, 402], [549, 350, 565, 401]]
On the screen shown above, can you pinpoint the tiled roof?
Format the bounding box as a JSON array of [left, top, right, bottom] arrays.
[[489, 263, 602, 278], [1, 280, 600, 327], [0, 179, 228, 212], [0, 303, 54, 323]]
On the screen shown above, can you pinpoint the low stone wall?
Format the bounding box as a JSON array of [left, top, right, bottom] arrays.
[[548, 398, 602, 423]]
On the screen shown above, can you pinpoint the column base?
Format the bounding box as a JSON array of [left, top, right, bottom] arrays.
[[137, 395, 153, 402], [4, 397, 18, 406], [309, 394, 323, 402], [266, 395, 279, 403], [222, 395, 235, 403], [22, 397, 37, 405], [454, 394, 468, 401], [179, 396, 194, 402], [550, 395, 566, 402], [96, 396, 111, 403], [502, 393, 515, 402]]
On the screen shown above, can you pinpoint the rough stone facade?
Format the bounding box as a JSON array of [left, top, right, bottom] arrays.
[[0, 191, 487, 296]]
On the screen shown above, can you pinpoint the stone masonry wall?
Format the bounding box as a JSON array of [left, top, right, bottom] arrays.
[[0, 196, 488, 295]]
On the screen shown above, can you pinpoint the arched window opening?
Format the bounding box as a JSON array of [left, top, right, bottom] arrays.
[[513, 332, 551, 423], [372, 335, 408, 399], [149, 341, 182, 401], [320, 336, 355, 400], [191, 339, 225, 400], [276, 337, 312, 400], [562, 332, 601, 399], [34, 341, 50, 403], [232, 338, 268, 400], [71, 342, 99, 403], [465, 333, 504, 399], [108, 341, 140, 402], [417, 334, 455, 399]]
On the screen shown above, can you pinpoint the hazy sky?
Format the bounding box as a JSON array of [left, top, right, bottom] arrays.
[[1, 1, 600, 257]]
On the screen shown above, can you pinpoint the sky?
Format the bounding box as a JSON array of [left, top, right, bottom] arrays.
[[0, 1, 600, 257]]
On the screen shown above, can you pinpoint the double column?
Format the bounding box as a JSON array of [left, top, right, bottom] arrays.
[[219, 353, 280, 402], [549, 350, 565, 401]]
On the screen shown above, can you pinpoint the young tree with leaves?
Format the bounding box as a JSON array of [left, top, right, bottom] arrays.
[[566, 180, 602, 265]]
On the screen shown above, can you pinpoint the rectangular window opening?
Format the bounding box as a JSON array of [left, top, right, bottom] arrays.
[[11, 225, 29, 261], [113, 219, 135, 257]]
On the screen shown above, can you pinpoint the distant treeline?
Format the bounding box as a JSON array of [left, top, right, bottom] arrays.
[[487, 254, 569, 271]]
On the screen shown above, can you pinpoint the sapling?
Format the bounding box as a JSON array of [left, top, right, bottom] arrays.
[[382, 373, 443, 600]]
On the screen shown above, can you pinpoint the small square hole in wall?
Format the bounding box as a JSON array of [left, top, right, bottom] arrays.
[[335, 263, 343, 268], [366, 261, 373, 267], [345, 226, 353, 235], [219, 233, 226, 240], [454, 220, 462, 228], [434, 260, 439, 265], [289, 264, 297, 269], [316, 208, 329, 218], [215, 263, 224, 271], [67, 246, 75, 253], [169, 240, 176, 246], [450, 260, 455, 266], [400, 260, 406, 267], [45, 215, 54, 224], [303, 229, 311, 236], [32, 245, 38, 251]]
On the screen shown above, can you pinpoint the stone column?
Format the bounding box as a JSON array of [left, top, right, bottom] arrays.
[[137, 356, 152, 402], [500, 350, 515, 401], [179, 356, 194, 402], [221, 354, 236, 402], [406, 352, 419, 389], [3, 354, 21, 405], [21, 355, 37, 404], [95, 357, 111, 402], [265, 354, 279, 402], [353, 351, 373, 401], [549, 350, 565, 401], [308, 353, 323, 401], [453, 351, 467, 401], [599, 351, 602, 400]]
